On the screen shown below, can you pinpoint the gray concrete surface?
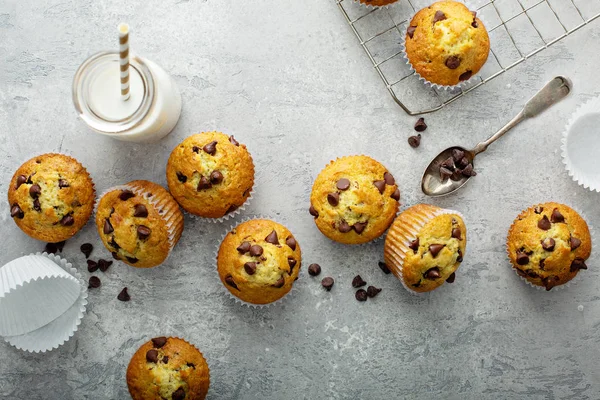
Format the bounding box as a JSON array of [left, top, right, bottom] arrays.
[[1, 0, 600, 398]]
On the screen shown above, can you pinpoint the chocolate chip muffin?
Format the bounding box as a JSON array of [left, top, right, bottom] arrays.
[[405, 1, 490, 86], [384, 204, 467, 293], [217, 219, 301, 305], [166, 132, 254, 219], [309, 155, 400, 245], [127, 337, 210, 400], [7, 153, 95, 243], [507, 203, 592, 291], [95, 180, 184, 268], [357, 0, 399, 7]]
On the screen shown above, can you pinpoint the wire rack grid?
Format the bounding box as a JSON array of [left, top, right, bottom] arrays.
[[336, 0, 600, 115]]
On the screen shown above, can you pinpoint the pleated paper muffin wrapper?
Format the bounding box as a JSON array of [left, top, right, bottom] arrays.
[[561, 96, 600, 193], [384, 205, 466, 296], [400, 1, 485, 92], [187, 187, 255, 224], [2, 252, 88, 352], [353, 0, 398, 10], [94, 182, 184, 261], [214, 215, 299, 309], [505, 205, 594, 292]]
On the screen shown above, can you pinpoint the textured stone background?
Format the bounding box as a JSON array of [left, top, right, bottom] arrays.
[[1, 0, 600, 399]]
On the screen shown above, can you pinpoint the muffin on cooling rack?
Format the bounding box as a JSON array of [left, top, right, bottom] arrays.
[[405, 1, 490, 86], [507, 203, 591, 291], [309, 155, 400, 245], [7, 153, 95, 243]]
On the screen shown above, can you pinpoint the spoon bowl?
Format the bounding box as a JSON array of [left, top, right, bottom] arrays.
[[421, 146, 474, 197]]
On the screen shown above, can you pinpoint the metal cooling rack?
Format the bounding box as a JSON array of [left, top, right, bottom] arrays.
[[336, 0, 600, 115]]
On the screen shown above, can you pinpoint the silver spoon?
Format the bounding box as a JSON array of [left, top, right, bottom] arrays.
[[421, 76, 572, 197]]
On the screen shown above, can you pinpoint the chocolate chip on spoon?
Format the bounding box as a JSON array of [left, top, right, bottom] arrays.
[[414, 118, 427, 132], [452, 149, 465, 162]]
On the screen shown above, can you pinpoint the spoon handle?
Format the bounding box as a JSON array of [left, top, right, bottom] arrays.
[[471, 76, 572, 155]]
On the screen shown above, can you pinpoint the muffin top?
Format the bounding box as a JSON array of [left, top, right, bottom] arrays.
[[126, 337, 210, 400], [217, 219, 301, 305], [507, 203, 591, 291], [7, 153, 95, 243], [96, 180, 183, 268], [387, 204, 466, 293], [405, 1, 490, 86], [166, 132, 255, 218], [309, 155, 400, 245]]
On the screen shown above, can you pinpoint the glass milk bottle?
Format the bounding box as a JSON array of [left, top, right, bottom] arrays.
[[72, 51, 182, 143]]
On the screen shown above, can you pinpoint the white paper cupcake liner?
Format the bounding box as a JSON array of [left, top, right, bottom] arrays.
[[2, 252, 88, 352], [561, 96, 600, 193], [187, 188, 255, 224], [400, 1, 486, 92], [384, 206, 466, 296], [95, 182, 183, 259], [214, 215, 300, 308], [505, 205, 594, 292], [352, 0, 398, 10]]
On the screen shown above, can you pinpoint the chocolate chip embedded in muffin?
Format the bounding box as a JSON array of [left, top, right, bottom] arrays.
[[537, 215, 551, 230], [119, 190, 135, 201], [265, 230, 279, 245], [146, 349, 159, 363], [551, 208, 565, 223], [286, 237, 297, 250], [424, 267, 441, 280], [459, 70, 473, 81], [151, 336, 168, 349], [429, 244, 445, 257], [309, 205, 319, 218], [352, 222, 367, 234], [433, 10, 447, 23], [244, 262, 257, 275], [10, 204, 24, 219], [137, 225, 151, 240], [249, 245, 263, 257], [133, 204, 148, 218], [338, 221, 351, 233], [225, 275, 238, 290], [237, 241, 251, 254], [373, 180, 386, 194], [210, 171, 224, 184], [445, 56, 461, 69], [336, 179, 350, 191], [407, 26, 417, 39], [176, 172, 187, 183], [203, 141, 217, 155]]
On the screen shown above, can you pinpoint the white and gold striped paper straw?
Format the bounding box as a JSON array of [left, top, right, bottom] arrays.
[[118, 23, 130, 101]]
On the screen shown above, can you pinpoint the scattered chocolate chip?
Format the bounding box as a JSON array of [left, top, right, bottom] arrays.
[[203, 141, 217, 155], [538, 215, 551, 230], [210, 170, 224, 184], [265, 230, 279, 245], [551, 208, 565, 223], [272, 277, 285, 288], [391, 188, 400, 201], [433, 10, 447, 23], [176, 172, 187, 183], [570, 258, 588, 272], [409, 238, 420, 253], [237, 241, 251, 254], [15, 175, 27, 189], [308, 264, 321, 276], [445, 56, 461, 69], [352, 222, 367, 234], [309, 205, 319, 218], [133, 204, 148, 218], [516, 251, 530, 265], [366, 286, 382, 297], [446, 272, 456, 283], [146, 349, 159, 363], [407, 25, 417, 38], [355, 289, 368, 302], [225, 275, 238, 290], [321, 277, 334, 291], [451, 228, 462, 240], [151, 337, 167, 348], [459, 70, 473, 81], [45, 242, 58, 254], [378, 261, 391, 274], [197, 176, 212, 190], [249, 245, 263, 257], [192, 146, 200, 153], [162, 356, 169, 364], [58, 179, 69, 188], [87, 260, 98, 272], [408, 134, 421, 148], [452, 149, 465, 162], [29, 184, 41, 199], [414, 118, 427, 132], [244, 262, 257, 275], [137, 225, 151, 240], [352, 275, 367, 288], [327, 192, 340, 206], [383, 172, 395, 186], [336, 178, 351, 191], [79, 243, 93, 258], [373, 180, 386, 194], [117, 287, 131, 301], [33, 198, 41, 212], [103, 219, 114, 234], [461, 164, 477, 177], [424, 267, 441, 280], [88, 276, 101, 289], [60, 214, 74, 226], [285, 236, 297, 250], [229, 136, 240, 146], [126, 256, 138, 264], [429, 244, 445, 257], [172, 387, 186, 400], [338, 221, 352, 233], [541, 238, 555, 251], [119, 190, 135, 201], [440, 167, 453, 181], [98, 259, 113, 272]]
